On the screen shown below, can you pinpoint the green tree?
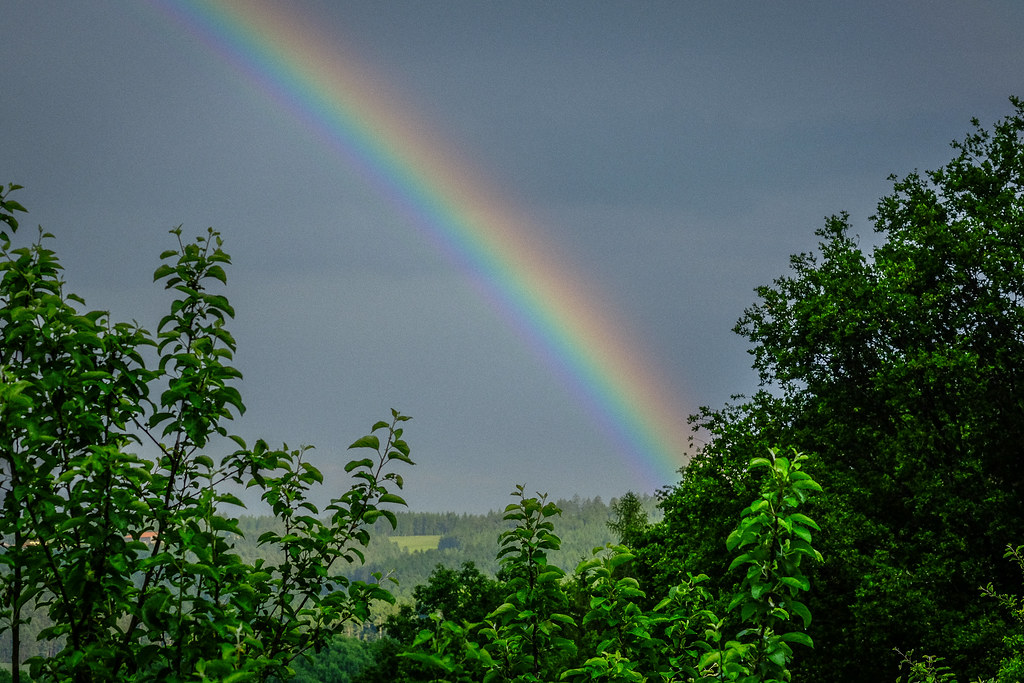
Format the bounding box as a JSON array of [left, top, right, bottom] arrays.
[[366, 561, 504, 682], [652, 97, 1024, 680], [0, 186, 413, 682], [391, 562, 504, 640], [606, 492, 649, 548]]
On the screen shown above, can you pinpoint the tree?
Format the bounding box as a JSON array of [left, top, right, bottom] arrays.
[[652, 97, 1024, 680], [380, 561, 503, 648], [361, 562, 505, 682], [606, 491, 649, 548], [0, 185, 414, 682]]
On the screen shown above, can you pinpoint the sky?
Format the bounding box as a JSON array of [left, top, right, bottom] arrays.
[[4, 1, 1024, 513]]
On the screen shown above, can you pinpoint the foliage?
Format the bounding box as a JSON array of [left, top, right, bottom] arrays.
[[280, 636, 381, 683], [363, 562, 504, 681], [893, 649, 959, 683], [635, 400, 775, 618], [720, 450, 821, 681], [606, 492, 650, 548], [647, 97, 1024, 681], [0, 186, 413, 682], [388, 562, 504, 642], [980, 545, 1024, 682], [396, 448, 823, 682], [481, 487, 578, 681], [874, 545, 1024, 683]]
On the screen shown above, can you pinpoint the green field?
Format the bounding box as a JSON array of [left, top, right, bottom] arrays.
[[389, 535, 441, 552]]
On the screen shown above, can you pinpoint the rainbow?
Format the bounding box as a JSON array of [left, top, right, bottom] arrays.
[[151, 0, 692, 485]]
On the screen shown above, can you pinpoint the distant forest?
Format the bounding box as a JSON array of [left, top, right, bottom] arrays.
[[251, 493, 662, 604]]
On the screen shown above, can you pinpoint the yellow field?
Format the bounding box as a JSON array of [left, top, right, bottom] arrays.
[[390, 535, 441, 552]]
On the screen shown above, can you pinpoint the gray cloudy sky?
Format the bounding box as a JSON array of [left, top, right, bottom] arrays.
[[4, 2, 1024, 512]]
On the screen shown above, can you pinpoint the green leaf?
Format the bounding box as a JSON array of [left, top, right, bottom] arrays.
[[344, 457, 375, 473], [779, 631, 814, 648], [779, 575, 810, 592], [222, 672, 255, 683], [411, 628, 434, 648], [348, 435, 380, 450], [216, 492, 246, 508], [399, 652, 452, 672], [141, 591, 172, 629], [608, 551, 635, 569], [206, 264, 228, 284], [153, 263, 175, 281], [362, 509, 384, 524], [387, 450, 414, 465], [768, 647, 789, 667], [788, 599, 812, 628], [788, 512, 820, 530], [537, 569, 564, 583], [550, 612, 576, 626], [728, 552, 752, 572], [487, 602, 518, 620], [78, 370, 111, 381]]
